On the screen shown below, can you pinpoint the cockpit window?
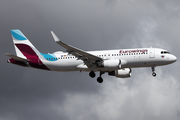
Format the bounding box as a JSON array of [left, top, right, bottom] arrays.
[[161, 51, 170, 54], [164, 51, 170, 54]]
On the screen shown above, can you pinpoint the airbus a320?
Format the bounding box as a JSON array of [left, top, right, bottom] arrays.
[[5, 30, 177, 83]]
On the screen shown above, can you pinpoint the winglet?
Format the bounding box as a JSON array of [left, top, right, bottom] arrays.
[[51, 31, 60, 43]]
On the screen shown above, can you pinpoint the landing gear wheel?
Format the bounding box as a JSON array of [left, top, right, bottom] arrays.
[[152, 72, 156, 77], [89, 71, 96, 78], [151, 66, 156, 77], [97, 77, 103, 83]]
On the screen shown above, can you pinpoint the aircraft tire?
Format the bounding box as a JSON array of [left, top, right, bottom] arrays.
[[89, 71, 96, 78], [97, 77, 103, 83], [152, 72, 156, 77]]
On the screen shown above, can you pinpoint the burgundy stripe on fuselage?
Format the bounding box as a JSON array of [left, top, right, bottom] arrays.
[[15, 44, 50, 70]]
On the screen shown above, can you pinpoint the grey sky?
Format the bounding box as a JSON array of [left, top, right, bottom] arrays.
[[1, 0, 180, 120]]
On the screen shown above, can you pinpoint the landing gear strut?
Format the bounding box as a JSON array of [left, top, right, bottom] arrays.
[[89, 71, 96, 78], [97, 71, 105, 83], [151, 66, 156, 77]]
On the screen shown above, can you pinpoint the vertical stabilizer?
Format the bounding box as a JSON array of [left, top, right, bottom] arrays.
[[11, 29, 40, 59]]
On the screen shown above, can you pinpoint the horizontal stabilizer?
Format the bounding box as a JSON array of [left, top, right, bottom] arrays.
[[5, 53, 29, 62]]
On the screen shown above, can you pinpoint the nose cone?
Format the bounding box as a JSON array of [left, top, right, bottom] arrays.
[[171, 55, 177, 63]]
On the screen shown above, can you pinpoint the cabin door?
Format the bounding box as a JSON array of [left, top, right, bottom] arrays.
[[149, 48, 155, 58]]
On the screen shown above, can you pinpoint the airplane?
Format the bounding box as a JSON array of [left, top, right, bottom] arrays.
[[5, 29, 177, 83]]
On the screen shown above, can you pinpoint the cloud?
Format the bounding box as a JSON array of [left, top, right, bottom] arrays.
[[0, 0, 180, 120], [53, 72, 180, 120]]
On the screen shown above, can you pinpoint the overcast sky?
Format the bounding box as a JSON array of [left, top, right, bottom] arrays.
[[1, 0, 180, 120]]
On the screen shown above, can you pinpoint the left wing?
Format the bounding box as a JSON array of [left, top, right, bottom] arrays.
[[51, 31, 103, 67]]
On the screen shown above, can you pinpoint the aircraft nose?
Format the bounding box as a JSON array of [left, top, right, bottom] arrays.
[[171, 55, 177, 62]]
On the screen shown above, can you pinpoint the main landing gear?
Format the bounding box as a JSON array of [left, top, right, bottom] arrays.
[[97, 71, 105, 83], [89, 71, 96, 78], [151, 66, 156, 77], [89, 71, 104, 83]]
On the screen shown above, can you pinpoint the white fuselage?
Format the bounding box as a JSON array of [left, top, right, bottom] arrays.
[[41, 48, 177, 72], [7, 29, 177, 82]]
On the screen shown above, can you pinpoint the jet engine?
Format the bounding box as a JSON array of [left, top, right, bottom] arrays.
[[108, 68, 132, 78], [103, 59, 121, 69], [97, 59, 127, 69]]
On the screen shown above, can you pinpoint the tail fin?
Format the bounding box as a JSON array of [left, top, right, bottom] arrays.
[[11, 29, 40, 59]]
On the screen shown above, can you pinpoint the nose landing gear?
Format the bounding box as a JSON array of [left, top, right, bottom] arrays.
[[151, 66, 156, 77], [152, 72, 156, 77]]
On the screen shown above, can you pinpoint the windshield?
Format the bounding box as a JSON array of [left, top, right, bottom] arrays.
[[161, 51, 170, 54]]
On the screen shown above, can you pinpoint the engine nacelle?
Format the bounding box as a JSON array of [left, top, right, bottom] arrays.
[[108, 68, 132, 78], [103, 59, 121, 69]]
